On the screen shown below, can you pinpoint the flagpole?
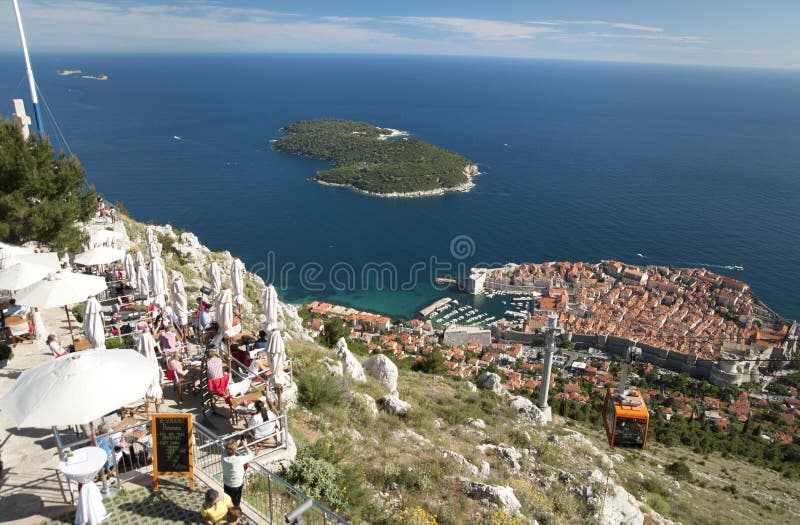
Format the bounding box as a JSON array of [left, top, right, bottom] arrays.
[[12, 0, 44, 133]]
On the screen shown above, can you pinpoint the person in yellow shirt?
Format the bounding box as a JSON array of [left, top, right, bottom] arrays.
[[201, 488, 233, 524]]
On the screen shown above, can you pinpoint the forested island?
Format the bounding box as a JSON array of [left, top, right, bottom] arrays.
[[272, 119, 478, 197]]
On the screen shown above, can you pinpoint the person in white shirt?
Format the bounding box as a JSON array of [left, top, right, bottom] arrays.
[[221, 439, 253, 507], [247, 398, 280, 447], [47, 334, 68, 357]]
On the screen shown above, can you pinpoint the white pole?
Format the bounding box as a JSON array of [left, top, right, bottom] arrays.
[[11, 0, 43, 133]]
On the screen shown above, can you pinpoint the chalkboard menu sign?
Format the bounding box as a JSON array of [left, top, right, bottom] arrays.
[[151, 414, 194, 490]]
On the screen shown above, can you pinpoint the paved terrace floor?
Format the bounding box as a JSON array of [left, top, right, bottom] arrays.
[[40, 477, 255, 525]]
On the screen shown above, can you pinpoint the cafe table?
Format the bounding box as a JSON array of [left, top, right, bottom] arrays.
[[58, 446, 110, 525]]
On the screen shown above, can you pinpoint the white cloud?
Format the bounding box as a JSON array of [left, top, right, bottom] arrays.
[[611, 23, 663, 33], [394, 17, 558, 40], [526, 19, 663, 32], [588, 32, 710, 45]]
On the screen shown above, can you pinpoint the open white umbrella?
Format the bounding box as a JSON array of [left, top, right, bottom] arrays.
[[0, 262, 53, 291], [149, 258, 167, 308], [207, 261, 222, 296], [74, 246, 125, 267], [267, 330, 292, 409], [0, 349, 152, 427], [136, 261, 150, 297], [171, 273, 189, 327], [90, 229, 123, 248], [0, 242, 35, 269], [263, 284, 279, 331], [14, 271, 108, 346], [123, 253, 137, 288], [83, 297, 106, 350], [136, 331, 163, 403], [2, 251, 60, 271], [231, 258, 245, 305]]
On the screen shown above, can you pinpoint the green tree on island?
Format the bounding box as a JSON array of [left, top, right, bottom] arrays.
[[0, 117, 96, 254]]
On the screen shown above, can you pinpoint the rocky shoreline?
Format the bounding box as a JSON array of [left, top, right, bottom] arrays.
[[315, 163, 479, 198]]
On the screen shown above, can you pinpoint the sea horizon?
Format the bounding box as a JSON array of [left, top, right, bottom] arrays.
[[2, 52, 799, 321]]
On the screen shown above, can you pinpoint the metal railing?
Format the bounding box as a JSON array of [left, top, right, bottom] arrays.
[[194, 422, 348, 525]]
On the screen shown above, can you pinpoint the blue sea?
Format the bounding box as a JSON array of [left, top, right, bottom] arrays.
[[2, 53, 799, 321]]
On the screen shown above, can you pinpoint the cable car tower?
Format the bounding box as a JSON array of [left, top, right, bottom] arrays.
[[537, 312, 563, 423]]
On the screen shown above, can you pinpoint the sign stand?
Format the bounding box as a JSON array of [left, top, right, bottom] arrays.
[[151, 413, 194, 490]]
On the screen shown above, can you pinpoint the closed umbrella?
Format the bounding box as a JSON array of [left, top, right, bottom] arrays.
[[123, 253, 137, 288], [14, 271, 108, 346], [0, 349, 152, 427], [83, 297, 106, 350], [136, 331, 163, 403], [231, 258, 245, 306], [215, 289, 234, 337], [147, 240, 160, 260], [171, 273, 189, 341], [207, 261, 222, 296], [267, 330, 292, 409], [134, 251, 145, 267], [145, 225, 156, 245], [74, 246, 125, 267], [149, 258, 167, 308], [32, 308, 47, 340], [136, 261, 150, 298], [263, 284, 279, 331], [0, 262, 52, 291]]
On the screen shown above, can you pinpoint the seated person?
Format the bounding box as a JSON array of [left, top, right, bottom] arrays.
[[248, 353, 270, 379], [4, 298, 23, 316], [247, 398, 280, 447], [201, 489, 233, 525], [224, 507, 243, 525], [230, 343, 250, 368], [158, 324, 178, 352], [47, 334, 69, 357], [252, 330, 268, 350], [120, 322, 133, 335], [95, 422, 119, 477], [206, 349, 225, 381], [167, 351, 189, 379], [199, 308, 213, 329]]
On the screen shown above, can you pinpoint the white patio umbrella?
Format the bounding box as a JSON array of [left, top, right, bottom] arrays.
[[90, 229, 123, 248], [149, 258, 167, 308], [267, 330, 292, 409], [83, 297, 106, 350], [263, 284, 279, 331], [136, 261, 150, 297], [0, 349, 152, 427], [0, 262, 52, 291], [74, 246, 125, 267], [123, 253, 137, 288], [136, 331, 163, 403], [0, 242, 35, 269], [14, 271, 108, 346], [134, 251, 145, 267], [231, 258, 245, 305], [207, 261, 222, 296], [215, 289, 234, 337], [171, 273, 189, 331], [145, 225, 156, 245], [2, 251, 60, 271]]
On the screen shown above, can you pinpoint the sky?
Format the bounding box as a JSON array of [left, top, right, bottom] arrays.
[[2, 1, 800, 69]]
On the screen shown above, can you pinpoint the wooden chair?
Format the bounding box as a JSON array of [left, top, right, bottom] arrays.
[[121, 399, 150, 420], [165, 369, 196, 402]]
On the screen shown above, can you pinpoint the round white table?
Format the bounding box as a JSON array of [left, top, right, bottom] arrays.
[[58, 446, 110, 525]]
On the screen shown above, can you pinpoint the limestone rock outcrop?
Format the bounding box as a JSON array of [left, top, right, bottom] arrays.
[[363, 354, 399, 395], [378, 395, 411, 416], [476, 372, 504, 395], [335, 337, 366, 382]]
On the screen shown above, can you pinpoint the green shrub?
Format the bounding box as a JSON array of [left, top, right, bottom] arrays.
[[0, 342, 13, 361], [105, 336, 134, 349], [283, 455, 349, 513], [666, 460, 693, 481], [298, 371, 340, 409], [72, 303, 85, 323]]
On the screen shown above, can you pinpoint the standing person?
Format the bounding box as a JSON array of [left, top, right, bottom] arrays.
[[221, 439, 253, 507]]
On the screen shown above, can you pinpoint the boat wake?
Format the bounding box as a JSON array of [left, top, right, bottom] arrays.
[[173, 135, 182, 140]]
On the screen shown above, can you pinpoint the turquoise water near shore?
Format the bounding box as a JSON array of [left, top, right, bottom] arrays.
[[1, 53, 799, 320]]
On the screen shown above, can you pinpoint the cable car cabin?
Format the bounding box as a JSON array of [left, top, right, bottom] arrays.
[[602, 388, 649, 449]]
